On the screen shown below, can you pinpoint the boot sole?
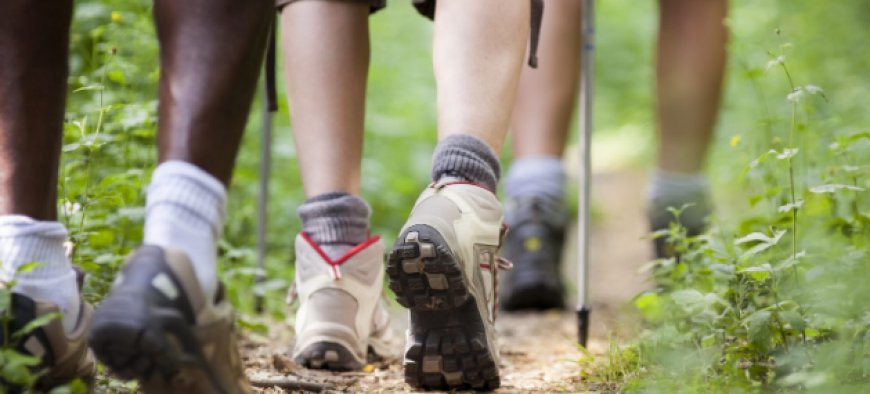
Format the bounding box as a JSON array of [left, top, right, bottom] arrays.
[[388, 224, 500, 391], [501, 280, 565, 311], [90, 291, 226, 394], [294, 341, 363, 371]]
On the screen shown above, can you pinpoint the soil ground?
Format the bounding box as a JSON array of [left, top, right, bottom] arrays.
[[243, 170, 651, 393]]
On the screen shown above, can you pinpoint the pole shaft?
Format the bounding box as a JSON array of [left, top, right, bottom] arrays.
[[576, 0, 595, 346], [255, 88, 272, 313], [255, 22, 276, 314], [577, 0, 594, 309]]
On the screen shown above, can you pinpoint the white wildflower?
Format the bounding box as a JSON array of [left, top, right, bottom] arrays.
[[787, 88, 804, 103], [766, 55, 785, 70], [805, 84, 824, 94]]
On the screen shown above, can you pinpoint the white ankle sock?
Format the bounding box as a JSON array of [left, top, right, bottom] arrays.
[[144, 161, 226, 300], [0, 216, 81, 334]]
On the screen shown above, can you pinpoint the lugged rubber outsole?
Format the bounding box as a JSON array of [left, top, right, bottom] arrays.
[[387, 225, 469, 311], [294, 341, 363, 371], [388, 225, 500, 391], [90, 292, 224, 393]]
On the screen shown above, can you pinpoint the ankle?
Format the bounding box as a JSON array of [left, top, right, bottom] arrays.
[[298, 193, 370, 260], [646, 169, 711, 229], [144, 161, 226, 300], [431, 134, 501, 192], [505, 155, 566, 207], [0, 215, 81, 333]]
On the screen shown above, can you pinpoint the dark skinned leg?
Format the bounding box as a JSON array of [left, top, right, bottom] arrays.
[[0, 0, 72, 221], [153, 0, 272, 185], [87, 2, 273, 389]]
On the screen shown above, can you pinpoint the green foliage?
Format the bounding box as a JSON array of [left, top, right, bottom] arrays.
[[62, 0, 158, 305], [0, 285, 46, 390], [621, 3, 870, 391]]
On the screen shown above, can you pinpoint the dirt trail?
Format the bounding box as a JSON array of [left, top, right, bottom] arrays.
[[243, 170, 651, 393]]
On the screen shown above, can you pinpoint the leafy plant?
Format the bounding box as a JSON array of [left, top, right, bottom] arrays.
[[623, 26, 869, 393]]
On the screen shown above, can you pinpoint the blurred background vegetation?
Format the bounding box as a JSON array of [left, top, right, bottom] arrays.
[[59, 0, 868, 391]]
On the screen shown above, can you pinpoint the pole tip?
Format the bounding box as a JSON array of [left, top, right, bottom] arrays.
[[577, 306, 591, 347]]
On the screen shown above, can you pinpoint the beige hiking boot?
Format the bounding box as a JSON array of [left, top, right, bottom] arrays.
[[387, 181, 510, 390], [289, 233, 395, 371], [0, 292, 96, 390], [90, 245, 250, 394]]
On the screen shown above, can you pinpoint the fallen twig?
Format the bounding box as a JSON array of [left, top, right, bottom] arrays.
[[250, 376, 332, 392]]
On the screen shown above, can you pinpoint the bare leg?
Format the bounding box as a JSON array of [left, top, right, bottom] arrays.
[[656, 0, 727, 173], [501, 1, 581, 311], [154, 0, 272, 185], [278, 3, 382, 372], [137, 0, 271, 300], [0, 0, 83, 340], [434, 0, 530, 154], [511, 0, 582, 159], [392, 4, 531, 388], [649, 0, 727, 258], [280, 2, 370, 197], [89, 1, 273, 388], [0, 0, 72, 220]]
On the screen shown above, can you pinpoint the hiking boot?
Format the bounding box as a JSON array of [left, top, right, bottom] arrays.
[[90, 245, 250, 394], [290, 233, 395, 371], [648, 200, 710, 259], [0, 287, 95, 390], [500, 197, 566, 311], [387, 182, 509, 391]]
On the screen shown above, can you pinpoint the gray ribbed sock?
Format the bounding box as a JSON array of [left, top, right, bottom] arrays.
[[646, 169, 711, 231], [298, 193, 370, 259], [431, 135, 501, 192], [505, 156, 566, 206]]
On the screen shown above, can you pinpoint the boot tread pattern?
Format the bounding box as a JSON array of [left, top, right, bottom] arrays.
[[388, 225, 500, 390], [387, 226, 468, 310]]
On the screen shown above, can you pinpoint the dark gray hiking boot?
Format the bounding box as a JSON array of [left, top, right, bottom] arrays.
[[387, 181, 510, 391], [499, 197, 566, 311], [90, 245, 250, 394]]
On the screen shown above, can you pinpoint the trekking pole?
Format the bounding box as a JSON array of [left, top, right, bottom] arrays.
[[576, 0, 595, 347], [255, 18, 278, 314]]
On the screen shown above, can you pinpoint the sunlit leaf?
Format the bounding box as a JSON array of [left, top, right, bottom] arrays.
[[745, 310, 772, 345], [778, 200, 804, 213], [776, 148, 799, 160], [635, 292, 663, 322], [809, 184, 865, 193], [739, 263, 773, 281], [735, 230, 786, 245], [13, 312, 62, 339]]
